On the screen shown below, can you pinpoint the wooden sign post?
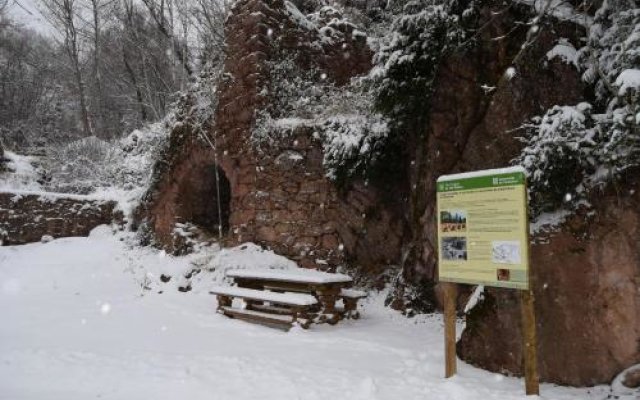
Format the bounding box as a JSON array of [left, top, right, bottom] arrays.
[[521, 289, 539, 395], [436, 167, 539, 396], [443, 282, 458, 378]]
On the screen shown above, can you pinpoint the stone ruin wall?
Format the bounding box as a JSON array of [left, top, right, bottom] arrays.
[[0, 191, 122, 245], [139, 0, 405, 272]]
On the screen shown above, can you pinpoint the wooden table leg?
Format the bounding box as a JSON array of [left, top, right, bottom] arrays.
[[217, 295, 231, 310], [316, 287, 341, 324], [343, 298, 360, 319]]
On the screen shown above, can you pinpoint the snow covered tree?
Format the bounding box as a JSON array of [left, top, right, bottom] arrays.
[[516, 1, 640, 215], [517, 103, 598, 215], [371, 0, 467, 128]]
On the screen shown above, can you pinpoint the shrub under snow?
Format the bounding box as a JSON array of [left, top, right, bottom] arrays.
[[45, 122, 169, 197], [371, 0, 468, 127], [517, 103, 597, 215], [516, 2, 640, 215]]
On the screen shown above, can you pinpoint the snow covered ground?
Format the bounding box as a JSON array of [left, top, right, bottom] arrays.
[[0, 228, 611, 400]]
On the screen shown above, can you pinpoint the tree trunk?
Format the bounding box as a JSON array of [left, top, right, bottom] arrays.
[[42, 0, 94, 137], [122, 48, 147, 122], [91, 0, 103, 136]]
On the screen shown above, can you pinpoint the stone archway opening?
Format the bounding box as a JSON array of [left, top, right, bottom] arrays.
[[177, 164, 231, 237]]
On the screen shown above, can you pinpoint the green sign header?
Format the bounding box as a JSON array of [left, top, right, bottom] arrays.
[[437, 171, 525, 193]]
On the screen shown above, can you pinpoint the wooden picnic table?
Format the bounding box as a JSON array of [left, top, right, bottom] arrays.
[[225, 268, 357, 324]]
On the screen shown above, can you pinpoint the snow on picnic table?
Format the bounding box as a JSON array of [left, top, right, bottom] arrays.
[[0, 227, 609, 400], [210, 285, 318, 306], [226, 267, 353, 284]]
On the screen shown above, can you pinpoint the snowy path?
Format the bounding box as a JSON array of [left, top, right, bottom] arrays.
[[0, 229, 608, 400]]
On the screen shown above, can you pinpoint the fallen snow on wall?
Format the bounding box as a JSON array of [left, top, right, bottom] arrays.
[[0, 120, 169, 221], [0, 119, 168, 223], [0, 228, 615, 399], [1, 189, 118, 204]]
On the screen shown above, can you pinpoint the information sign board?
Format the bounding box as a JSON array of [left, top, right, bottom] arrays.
[[437, 167, 529, 290]]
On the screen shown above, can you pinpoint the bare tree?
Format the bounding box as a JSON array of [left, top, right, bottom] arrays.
[[4, 0, 227, 144], [0, 0, 11, 29], [0, 18, 80, 149], [140, 0, 192, 77], [119, 0, 150, 121], [82, 0, 116, 136], [88, 0, 104, 131], [40, 0, 94, 137], [190, 0, 229, 65], [113, 0, 186, 121]]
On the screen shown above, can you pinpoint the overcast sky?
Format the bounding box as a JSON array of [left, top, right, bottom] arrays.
[[8, 0, 53, 34]]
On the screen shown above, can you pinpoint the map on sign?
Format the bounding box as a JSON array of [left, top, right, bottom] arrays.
[[436, 167, 530, 290]]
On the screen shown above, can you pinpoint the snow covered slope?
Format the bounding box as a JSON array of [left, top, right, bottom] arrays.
[[0, 228, 610, 399]]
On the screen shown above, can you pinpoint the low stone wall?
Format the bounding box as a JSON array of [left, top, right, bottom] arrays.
[[0, 191, 123, 245]]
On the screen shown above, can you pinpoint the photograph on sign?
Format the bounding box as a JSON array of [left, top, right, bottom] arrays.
[[436, 167, 529, 290], [441, 237, 467, 261], [440, 210, 467, 232]]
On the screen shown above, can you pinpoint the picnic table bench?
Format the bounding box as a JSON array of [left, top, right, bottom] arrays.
[[210, 268, 367, 330], [211, 286, 318, 330]]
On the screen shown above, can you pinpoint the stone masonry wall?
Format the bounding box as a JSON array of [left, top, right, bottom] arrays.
[[140, 0, 405, 272], [214, 0, 399, 272], [0, 191, 122, 245]]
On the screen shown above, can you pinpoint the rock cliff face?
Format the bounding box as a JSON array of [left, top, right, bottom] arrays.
[[458, 182, 640, 386], [140, 0, 640, 386], [138, 0, 404, 271], [401, 4, 586, 294], [406, 4, 640, 387]]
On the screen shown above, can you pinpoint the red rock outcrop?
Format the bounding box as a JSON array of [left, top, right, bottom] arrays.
[[402, 3, 640, 387], [403, 4, 587, 289], [457, 181, 640, 386]]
